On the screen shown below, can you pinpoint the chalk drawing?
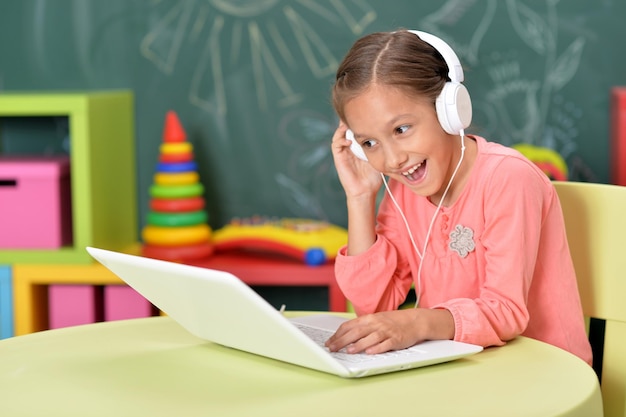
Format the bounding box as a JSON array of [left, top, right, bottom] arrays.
[[276, 109, 349, 222], [189, 15, 228, 116], [140, 0, 374, 116], [140, 0, 193, 75], [421, 0, 497, 66], [275, 172, 327, 220]]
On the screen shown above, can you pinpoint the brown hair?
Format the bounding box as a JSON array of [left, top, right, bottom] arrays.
[[332, 30, 449, 122]]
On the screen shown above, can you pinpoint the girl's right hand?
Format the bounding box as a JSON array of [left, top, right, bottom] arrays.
[[330, 123, 382, 199]]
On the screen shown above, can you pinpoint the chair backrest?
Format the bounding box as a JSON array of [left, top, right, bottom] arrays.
[[553, 181, 626, 417]]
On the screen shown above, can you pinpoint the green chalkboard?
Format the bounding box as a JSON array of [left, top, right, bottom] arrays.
[[1, 0, 625, 229]]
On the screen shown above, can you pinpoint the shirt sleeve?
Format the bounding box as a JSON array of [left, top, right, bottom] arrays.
[[334, 196, 415, 316]]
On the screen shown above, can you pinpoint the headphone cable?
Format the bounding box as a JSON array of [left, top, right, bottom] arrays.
[[380, 131, 466, 308]]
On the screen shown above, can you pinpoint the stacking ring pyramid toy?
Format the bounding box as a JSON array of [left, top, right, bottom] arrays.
[[141, 111, 214, 261]]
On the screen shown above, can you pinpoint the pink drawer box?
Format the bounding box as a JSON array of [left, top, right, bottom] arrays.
[[48, 285, 155, 330], [0, 156, 72, 248]]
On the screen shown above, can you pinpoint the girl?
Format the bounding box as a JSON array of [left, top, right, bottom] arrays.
[[326, 29, 592, 365]]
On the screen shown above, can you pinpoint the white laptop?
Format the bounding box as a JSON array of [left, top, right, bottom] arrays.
[[87, 247, 482, 378]]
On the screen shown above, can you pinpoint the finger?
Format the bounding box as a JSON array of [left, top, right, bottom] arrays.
[[332, 122, 348, 139], [345, 331, 390, 354], [325, 320, 365, 352], [339, 315, 398, 354], [325, 327, 354, 351], [363, 338, 396, 355], [331, 129, 352, 152]]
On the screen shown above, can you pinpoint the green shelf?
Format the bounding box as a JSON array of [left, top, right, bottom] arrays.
[[0, 91, 137, 264]]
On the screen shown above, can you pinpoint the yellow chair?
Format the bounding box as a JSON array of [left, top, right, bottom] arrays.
[[554, 181, 626, 417]]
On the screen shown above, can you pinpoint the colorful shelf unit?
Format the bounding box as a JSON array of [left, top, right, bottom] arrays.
[[0, 265, 12, 339], [0, 91, 137, 264]]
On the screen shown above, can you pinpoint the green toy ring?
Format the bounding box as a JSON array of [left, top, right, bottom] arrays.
[[147, 210, 208, 227], [150, 183, 204, 199]]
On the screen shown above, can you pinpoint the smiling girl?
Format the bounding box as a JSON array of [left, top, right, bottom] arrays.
[[326, 29, 592, 365]]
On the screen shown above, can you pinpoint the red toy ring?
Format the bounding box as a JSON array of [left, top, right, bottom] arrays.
[[150, 197, 205, 212]]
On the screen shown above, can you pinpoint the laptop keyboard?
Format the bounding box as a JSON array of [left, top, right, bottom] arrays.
[[293, 323, 425, 363]]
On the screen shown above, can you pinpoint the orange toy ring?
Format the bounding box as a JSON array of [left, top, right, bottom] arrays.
[[159, 152, 193, 163]]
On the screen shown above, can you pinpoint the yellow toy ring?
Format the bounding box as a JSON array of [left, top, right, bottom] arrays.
[[142, 224, 211, 246], [160, 142, 193, 155], [154, 172, 199, 186]]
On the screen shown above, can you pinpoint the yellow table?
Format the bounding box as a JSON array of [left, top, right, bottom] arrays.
[[0, 315, 602, 417]]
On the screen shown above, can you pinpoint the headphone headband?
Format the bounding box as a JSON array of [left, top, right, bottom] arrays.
[[407, 30, 464, 83]]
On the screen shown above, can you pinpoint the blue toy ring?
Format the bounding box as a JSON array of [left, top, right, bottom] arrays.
[[157, 161, 198, 173]]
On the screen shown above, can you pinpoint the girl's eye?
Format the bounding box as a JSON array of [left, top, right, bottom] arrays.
[[395, 125, 409, 135], [362, 139, 376, 149]]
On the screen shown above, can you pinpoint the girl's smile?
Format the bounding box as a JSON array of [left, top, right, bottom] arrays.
[[401, 160, 426, 183]]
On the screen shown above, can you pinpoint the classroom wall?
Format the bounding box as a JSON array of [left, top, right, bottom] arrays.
[[1, 0, 625, 230]]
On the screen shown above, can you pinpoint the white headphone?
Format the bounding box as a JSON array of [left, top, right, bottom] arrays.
[[409, 30, 472, 136], [347, 30, 472, 160]]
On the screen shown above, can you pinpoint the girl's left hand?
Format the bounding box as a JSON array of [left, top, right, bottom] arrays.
[[330, 123, 382, 199], [325, 309, 455, 354]]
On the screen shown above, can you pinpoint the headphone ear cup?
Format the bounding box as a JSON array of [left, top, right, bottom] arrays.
[[346, 129, 368, 161], [435, 82, 472, 135]]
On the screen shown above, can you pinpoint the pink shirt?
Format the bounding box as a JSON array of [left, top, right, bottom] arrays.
[[335, 136, 592, 365]]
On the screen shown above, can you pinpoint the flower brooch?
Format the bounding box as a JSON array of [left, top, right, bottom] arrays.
[[449, 225, 475, 258]]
